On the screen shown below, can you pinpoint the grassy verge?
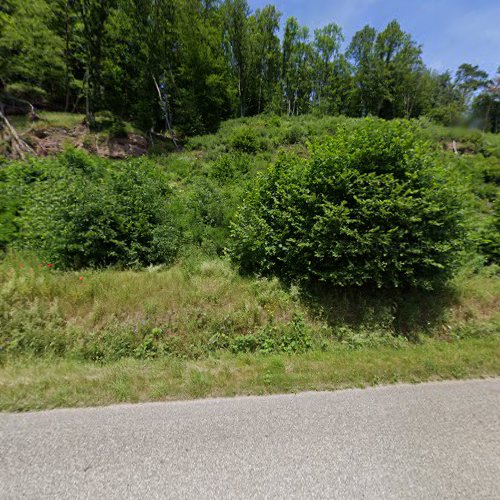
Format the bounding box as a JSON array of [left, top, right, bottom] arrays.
[[1, 335, 498, 412], [1, 253, 499, 412]]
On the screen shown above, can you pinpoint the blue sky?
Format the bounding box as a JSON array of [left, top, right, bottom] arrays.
[[248, 0, 499, 76]]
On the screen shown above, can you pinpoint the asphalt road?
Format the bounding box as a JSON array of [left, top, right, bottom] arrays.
[[1, 379, 499, 499]]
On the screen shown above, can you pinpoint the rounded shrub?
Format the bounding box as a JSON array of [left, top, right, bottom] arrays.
[[230, 127, 261, 153], [13, 149, 180, 268], [230, 119, 468, 289]]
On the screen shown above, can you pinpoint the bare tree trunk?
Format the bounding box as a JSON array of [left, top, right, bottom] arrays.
[[238, 67, 244, 117], [153, 75, 178, 149], [0, 110, 35, 159], [84, 70, 95, 128], [258, 73, 262, 114], [64, 0, 71, 112]]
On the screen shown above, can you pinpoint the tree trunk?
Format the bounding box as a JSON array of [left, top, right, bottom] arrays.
[[84, 70, 95, 128], [64, 0, 71, 112], [153, 75, 178, 149], [238, 67, 244, 117]]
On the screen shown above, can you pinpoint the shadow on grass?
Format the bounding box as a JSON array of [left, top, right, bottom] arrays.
[[300, 283, 459, 340]]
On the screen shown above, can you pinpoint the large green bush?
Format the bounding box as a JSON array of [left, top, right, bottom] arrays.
[[230, 119, 468, 289], [4, 149, 180, 268]]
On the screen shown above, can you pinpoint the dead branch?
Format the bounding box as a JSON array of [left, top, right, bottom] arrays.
[[0, 109, 36, 159]]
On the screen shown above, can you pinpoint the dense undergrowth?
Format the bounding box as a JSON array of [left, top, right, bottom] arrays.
[[1, 114, 499, 367]]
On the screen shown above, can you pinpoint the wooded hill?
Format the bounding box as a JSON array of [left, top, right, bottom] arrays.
[[0, 0, 499, 137]]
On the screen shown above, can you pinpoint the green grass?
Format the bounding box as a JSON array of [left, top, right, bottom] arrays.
[[1, 114, 499, 411], [7, 111, 142, 136], [1, 335, 498, 412], [2, 252, 498, 360], [1, 252, 498, 412], [8, 111, 85, 132]]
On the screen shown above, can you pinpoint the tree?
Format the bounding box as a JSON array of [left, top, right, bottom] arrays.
[[223, 0, 250, 117], [282, 17, 312, 115], [250, 5, 281, 114], [347, 25, 382, 116], [103, 0, 178, 131], [373, 20, 424, 118], [455, 63, 490, 105], [312, 23, 343, 110], [176, 0, 233, 132], [76, 0, 114, 127], [1, 2, 495, 134], [348, 21, 424, 119], [0, 0, 65, 105], [421, 70, 464, 125], [472, 68, 500, 132]]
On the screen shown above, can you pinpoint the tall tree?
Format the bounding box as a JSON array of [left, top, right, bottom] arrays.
[[312, 22, 343, 110], [223, 0, 250, 117], [76, 0, 113, 127], [347, 25, 381, 116], [282, 17, 312, 115], [104, 0, 178, 131], [455, 63, 490, 104], [176, 0, 233, 132], [251, 5, 281, 114], [374, 20, 424, 118], [0, 0, 65, 105], [472, 68, 500, 132]]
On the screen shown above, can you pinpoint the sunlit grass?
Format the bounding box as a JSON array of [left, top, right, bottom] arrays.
[[1, 335, 498, 412]]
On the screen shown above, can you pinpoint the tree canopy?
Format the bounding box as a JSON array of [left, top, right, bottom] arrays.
[[0, 0, 498, 133]]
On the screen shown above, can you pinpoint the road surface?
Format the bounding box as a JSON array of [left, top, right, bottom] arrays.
[[1, 379, 500, 499]]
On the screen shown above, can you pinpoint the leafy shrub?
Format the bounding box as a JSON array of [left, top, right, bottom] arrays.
[[5, 82, 48, 105], [480, 156, 500, 185], [170, 176, 245, 254], [108, 120, 128, 139], [94, 111, 128, 138], [185, 133, 221, 151], [479, 200, 500, 265], [230, 314, 312, 354], [230, 127, 260, 153], [281, 125, 307, 145], [8, 149, 180, 268], [426, 103, 464, 127], [0, 169, 18, 249], [211, 152, 251, 182], [94, 110, 116, 128], [230, 119, 468, 289]]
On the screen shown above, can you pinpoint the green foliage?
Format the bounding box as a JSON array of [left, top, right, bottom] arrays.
[[479, 200, 500, 265], [3, 1, 491, 134], [0, 168, 19, 249], [3, 149, 180, 268], [230, 119, 468, 289], [281, 124, 308, 144], [0, 305, 312, 361], [0, 0, 65, 100], [5, 82, 48, 104], [230, 127, 262, 153], [230, 314, 312, 354], [174, 177, 235, 253], [211, 152, 252, 182]]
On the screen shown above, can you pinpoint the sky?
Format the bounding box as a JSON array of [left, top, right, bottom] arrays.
[[248, 0, 500, 76]]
